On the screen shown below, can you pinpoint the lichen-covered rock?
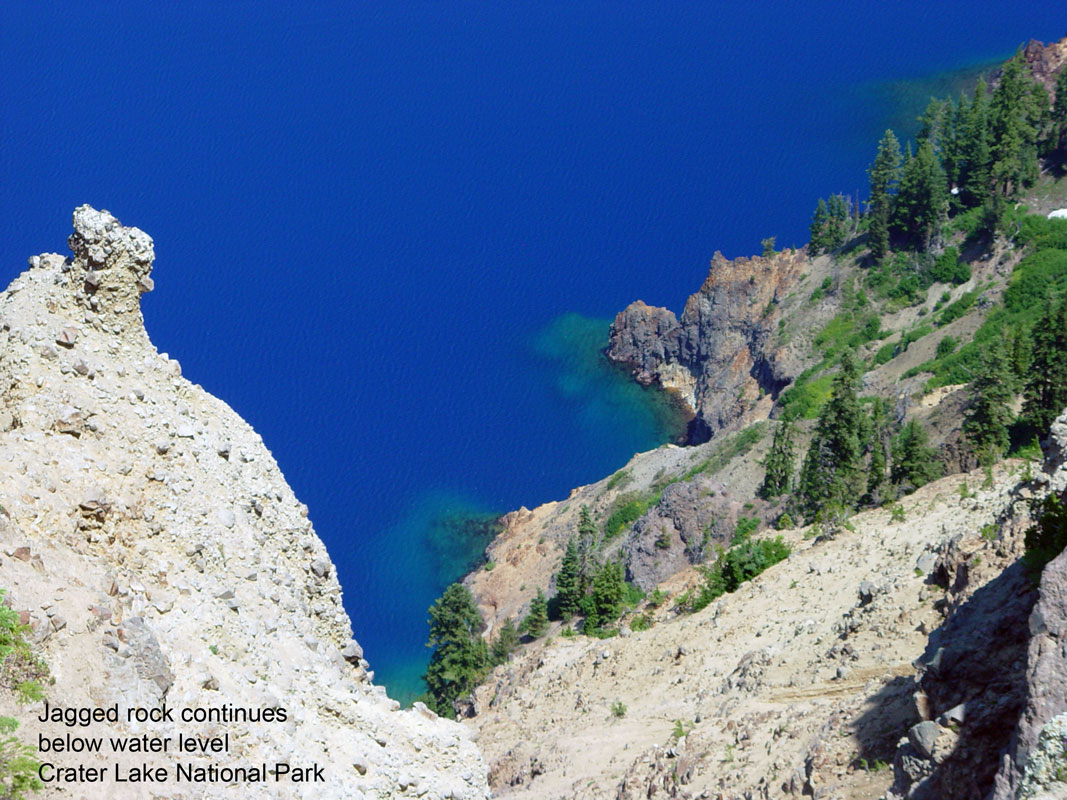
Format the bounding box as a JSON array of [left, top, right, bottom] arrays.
[[1018, 713, 1067, 800]]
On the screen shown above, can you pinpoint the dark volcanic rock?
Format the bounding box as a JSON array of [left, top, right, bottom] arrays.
[[991, 410, 1067, 799]]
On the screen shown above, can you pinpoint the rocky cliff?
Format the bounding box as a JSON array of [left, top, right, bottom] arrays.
[[0, 207, 488, 799], [990, 413, 1067, 800], [606, 248, 814, 441]]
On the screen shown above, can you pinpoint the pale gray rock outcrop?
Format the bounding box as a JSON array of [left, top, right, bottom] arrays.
[[0, 207, 488, 799]]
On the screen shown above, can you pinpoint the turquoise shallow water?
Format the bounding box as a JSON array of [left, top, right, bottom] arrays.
[[2, 2, 1065, 704]]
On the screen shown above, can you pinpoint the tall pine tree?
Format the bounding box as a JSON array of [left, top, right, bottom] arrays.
[[959, 79, 992, 208], [423, 583, 489, 718], [989, 55, 1045, 197], [964, 339, 1015, 464], [1023, 299, 1067, 432], [554, 537, 583, 621], [868, 130, 902, 259], [865, 398, 890, 504], [759, 419, 796, 499], [796, 352, 865, 522], [891, 418, 944, 493], [520, 589, 549, 638], [892, 139, 949, 252], [809, 198, 830, 254], [1051, 67, 1067, 153]]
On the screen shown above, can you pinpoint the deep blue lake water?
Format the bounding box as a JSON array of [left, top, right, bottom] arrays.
[[3, 2, 1065, 702]]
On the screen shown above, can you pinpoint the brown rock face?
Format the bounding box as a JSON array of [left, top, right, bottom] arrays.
[[1020, 38, 1067, 99], [607, 249, 807, 442]]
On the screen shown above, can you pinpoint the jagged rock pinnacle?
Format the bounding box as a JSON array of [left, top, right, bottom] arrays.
[[61, 205, 155, 333]]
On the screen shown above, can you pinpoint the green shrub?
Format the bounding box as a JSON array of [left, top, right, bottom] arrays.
[[873, 342, 898, 366], [1004, 249, 1067, 313], [718, 537, 791, 593], [776, 513, 794, 530], [629, 613, 652, 632], [936, 291, 978, 326], [1025, 494, 1067, 574], [611, 701, 627, 718], [890, 504, 906, 522], [732, 516, 759, 544], [0, 589, 48, 799], [685, 423, 769, 478], [936, 335, 958, 357], [779, 373, 835, 419], [604, 495, 650, 540], [930, 246, 971, 285], [810, 276, 834, 302], [605, 469, 632, 491], [1016, 214, 1067, 250]]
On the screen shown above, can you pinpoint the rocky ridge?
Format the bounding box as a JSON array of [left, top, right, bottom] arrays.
[[0, 207, 488, 800]]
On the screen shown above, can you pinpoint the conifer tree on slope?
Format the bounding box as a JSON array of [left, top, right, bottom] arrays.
[[959, 79, 992, 208], [868, 130, 902, 260], [865, 398, 890, 504], [759, 418, 796, 500], [1051, 67, 1067, 153], [796, 352, 864, 522], [891, 418, 943, 493], [964, 338, 1015, 465], [1023, 299, 1067, 432], [892, 139, 949, 252], [520, 589, 549, 638], [989, 55, 1046, 197], [809, 198, 830, 255], [423, 583, 488, 717], [554, 537, 582, 621], [490, 617, 520, 665], [575, 505, 597, 592]]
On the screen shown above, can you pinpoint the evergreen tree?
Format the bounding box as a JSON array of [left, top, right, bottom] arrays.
[[796, 352, 865, 521], [809, 198, 830, 254], [829, 193, 850, 246], [989, 55, 1044, 197], [868, 130, 902, 259], [964, 339, 1015, 464], [959, 79, 992, 208], [554, 537, 583, 621], [490, 618, 520, 665], [1051, 67, 1067, 153], [918, 97, 952, 153], [1008, 324, 1033, 388], [940, 97, 963, 192], [576, 505, 597, 592], [590, 559, 626, 623], [520, 589, 549, 638], [865, 398, 890, 504], [759, 418, 796, 499], [1023, 299, 1067, 432], [890, 418, 944, 492], [892, 139, 948, 251], [423, 583, 489, 718], [809, 195, 850, 255]]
